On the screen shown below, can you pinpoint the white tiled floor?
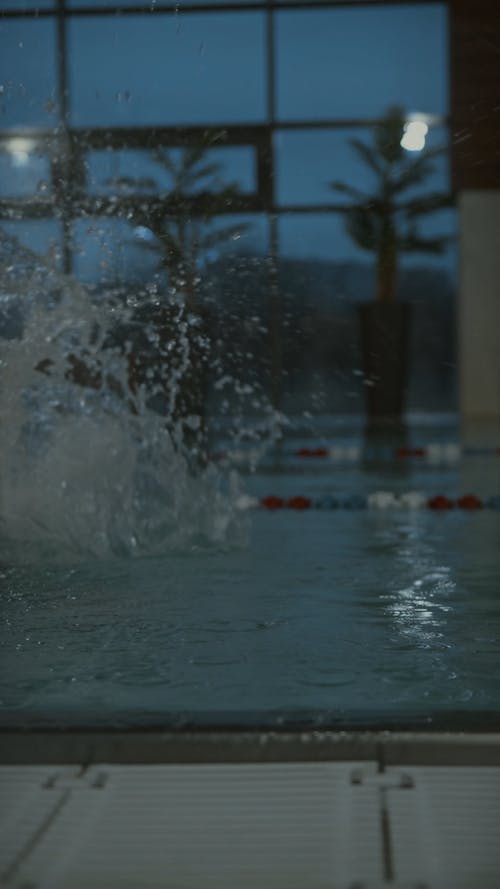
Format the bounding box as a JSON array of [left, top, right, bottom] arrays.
[[1, 758, 500, 888], [387, 766, 500, 889]]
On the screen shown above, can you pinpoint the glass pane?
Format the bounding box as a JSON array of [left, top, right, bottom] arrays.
[[279, 210, 363, 264], [0, 141, 51, 197], [201, 212, 269, 261], [72, 217, 159, 285], [276, 121, 456, 255], [275, 127, 369, 207], [277, 213, 457, 415], [1, 0, 54, 8], [275, 127, 455, 251], [69, 0, 260, 6], [0, 19, 59, 127], [276, 5, 448, 120], [68, 13, 266, 126], [86, 146, 256, 196], [0, 218, 62, 261], [72, 212, 267, 286]]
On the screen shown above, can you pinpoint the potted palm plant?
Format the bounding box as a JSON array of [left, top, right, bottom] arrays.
[[329, 106, 453, 421]]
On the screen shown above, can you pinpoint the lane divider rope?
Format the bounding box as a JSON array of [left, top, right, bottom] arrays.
[[212, 444, 500, 464], [236, 493, 500, 511], [295, 444, 500, 461]]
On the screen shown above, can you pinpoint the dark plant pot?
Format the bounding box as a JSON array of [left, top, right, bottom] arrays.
[[358, 301, 411, 422]]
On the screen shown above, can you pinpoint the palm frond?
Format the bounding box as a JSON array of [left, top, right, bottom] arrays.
[[345, 207, 382, 252], [183, 143, 210, 173], [391, 148, 446, 193], [391, 160, 435, 193], [329, 181, 371, 202], [151, 147, 179, 178], [400, 191, 455, 217], [397, 233, 452, 254], [349, 138, 383, 176]]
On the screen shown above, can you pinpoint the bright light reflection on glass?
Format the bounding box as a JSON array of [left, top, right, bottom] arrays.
[[401, 120, 429, 152], [6, 137, 35, 167]]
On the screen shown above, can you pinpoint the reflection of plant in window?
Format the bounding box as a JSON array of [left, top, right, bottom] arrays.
[[124, 139, 247, 307], [328, 107, 454, 421], [329, 106, 453, 303]]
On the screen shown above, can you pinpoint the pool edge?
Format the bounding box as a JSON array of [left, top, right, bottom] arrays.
[[1, 728, 500, 767]]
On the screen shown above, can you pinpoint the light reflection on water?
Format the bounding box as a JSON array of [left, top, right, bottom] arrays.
[[1, 230, 499, 729], [382, 524, 456, 649], [1, 493, 500, 728]]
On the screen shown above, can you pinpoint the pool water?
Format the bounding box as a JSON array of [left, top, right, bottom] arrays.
[[2, 427, 500, 731]]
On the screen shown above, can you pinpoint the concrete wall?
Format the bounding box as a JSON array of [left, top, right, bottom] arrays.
[[459, 191, 500, 419]]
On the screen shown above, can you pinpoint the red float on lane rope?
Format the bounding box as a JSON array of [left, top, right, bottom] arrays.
[[427, 495, 455, 510], [255, 492, 496, 512], [396, 446, 425, 458], [287, 495, 312, 510], [261, 495, 285, 510], [457, 494, 483, 509]]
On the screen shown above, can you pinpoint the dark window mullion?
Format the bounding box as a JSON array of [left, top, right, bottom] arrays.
[[55, 0, 74, 272]]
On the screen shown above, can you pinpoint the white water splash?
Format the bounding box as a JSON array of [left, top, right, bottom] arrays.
[[0, 231, 246, 561]]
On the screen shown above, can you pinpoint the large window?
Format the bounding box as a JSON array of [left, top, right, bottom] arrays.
[[0, 1, 455, 413], [0, 18, 59, 126], [276, 5, 448, 119], [68, 13, 267, 126]]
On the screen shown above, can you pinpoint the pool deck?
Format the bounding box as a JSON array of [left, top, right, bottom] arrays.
[[1, 730, 500, 887]]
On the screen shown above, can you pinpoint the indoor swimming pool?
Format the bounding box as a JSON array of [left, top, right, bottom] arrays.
[[2, 427, 499, 731], [2, 5, 500, 885]]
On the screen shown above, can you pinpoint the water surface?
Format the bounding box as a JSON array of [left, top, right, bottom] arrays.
[[2, 458, 500, 729]]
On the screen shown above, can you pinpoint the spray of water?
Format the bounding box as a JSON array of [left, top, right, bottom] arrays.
[[0, 231, 247, 561]]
